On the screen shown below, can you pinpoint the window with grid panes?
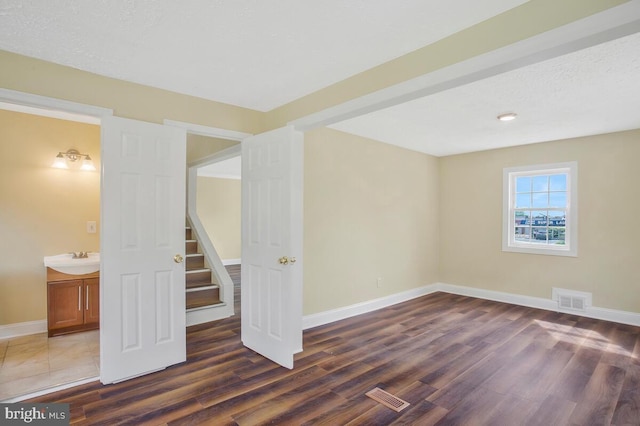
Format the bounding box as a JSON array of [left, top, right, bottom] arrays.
[[503, 162, 577, 256]]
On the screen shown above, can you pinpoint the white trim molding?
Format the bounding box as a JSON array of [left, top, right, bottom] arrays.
[[0, 88, 113, 122], [0, 320, 47, 340], [163, 119, 252, 141], [302, 282, 640, 331], [436, 282, 640, 327], [189, 144, 241, 169], [222, 258, 241, 266], [302, 285, 440, 330], [186, 304, 233, 327]]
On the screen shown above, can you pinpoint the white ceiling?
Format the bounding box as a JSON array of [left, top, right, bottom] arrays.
[[1, 1, 639, 157], [331, 31, 640, 157], [0, 0, 526, 111]]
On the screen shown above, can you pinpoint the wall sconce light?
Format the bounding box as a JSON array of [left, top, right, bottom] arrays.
[[52, 149, 96, 171]]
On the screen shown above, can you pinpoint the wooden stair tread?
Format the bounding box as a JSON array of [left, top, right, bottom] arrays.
[[186, 282, 219, 290], [185, 240, 198, 255], [186, 287, 220, 310], [184, 225, 223, 313], [186, 253, 205, 270], [186, 269, 215, 284]]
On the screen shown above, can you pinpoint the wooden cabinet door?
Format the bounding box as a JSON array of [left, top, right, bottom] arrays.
[[84, 278, 100, 324], [48, 280, 84, 330]]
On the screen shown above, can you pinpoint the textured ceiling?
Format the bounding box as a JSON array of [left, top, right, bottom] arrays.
[[331, 31, 640, 157], [2, 2, 639, 157], [0, 0, 526, 111]]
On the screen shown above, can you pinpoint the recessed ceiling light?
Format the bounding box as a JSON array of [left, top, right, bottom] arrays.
[[497, 112, 517, 121]]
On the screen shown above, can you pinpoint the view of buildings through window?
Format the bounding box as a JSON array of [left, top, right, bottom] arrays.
[[514, 173, 567, 245]]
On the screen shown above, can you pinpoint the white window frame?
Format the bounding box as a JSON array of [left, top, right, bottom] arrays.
[[502, 161, 578, 257]]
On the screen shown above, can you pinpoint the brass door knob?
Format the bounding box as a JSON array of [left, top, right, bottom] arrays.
[[174, 254, 184, 263], [290, 257, 297, 264], [278, 256, 289, 265]]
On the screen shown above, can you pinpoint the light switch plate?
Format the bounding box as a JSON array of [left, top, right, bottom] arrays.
[[87, 221, 97, 234]]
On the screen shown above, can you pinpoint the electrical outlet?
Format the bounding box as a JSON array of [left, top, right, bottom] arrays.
[[87, 221, 97, 234], [377, 277, 383, 288]]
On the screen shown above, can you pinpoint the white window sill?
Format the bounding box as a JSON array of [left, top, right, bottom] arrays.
[[503, 243, 577, 257]]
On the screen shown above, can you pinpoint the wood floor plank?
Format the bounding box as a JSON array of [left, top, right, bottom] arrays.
[[548, 347, 603, 403], [612, 390, 640, 425], [253, 390, 349, 426], [425, 349, 509, 411], [481, 392, 540, 426], [25, 281, 640, 425], [418, 341, 494, 390], [523, 394, 577, 426], [431, 385, 507, 425], [568, 362, 626, 425]]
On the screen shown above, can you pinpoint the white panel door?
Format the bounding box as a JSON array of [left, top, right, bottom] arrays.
[[100, 116, 186, 384], [241, 125, 303, 369]]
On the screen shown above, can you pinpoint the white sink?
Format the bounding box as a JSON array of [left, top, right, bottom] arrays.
[[44, 253, 100, 275]]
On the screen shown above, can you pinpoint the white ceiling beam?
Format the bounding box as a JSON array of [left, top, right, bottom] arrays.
[[289, 1, 640, 132]]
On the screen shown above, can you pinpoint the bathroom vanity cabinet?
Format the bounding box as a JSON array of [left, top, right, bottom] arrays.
[[47, 268, 99, 337]]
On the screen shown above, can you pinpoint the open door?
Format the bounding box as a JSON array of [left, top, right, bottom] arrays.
[[100, 116, 187, 383], [241, 125, 303, 369]]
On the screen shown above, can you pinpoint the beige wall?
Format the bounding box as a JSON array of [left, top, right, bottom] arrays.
[[0, 0, 635, 324], [0, 110, 100, 325], [439, 130, 640, 313], [0, 50, 264, 133], [303, 128, 439, 315], [187, 134, 239, 165], [188, 134, 241, 261], [196, 177, 241, 261]]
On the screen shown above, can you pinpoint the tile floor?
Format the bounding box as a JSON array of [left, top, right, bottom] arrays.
[[0, 330, 99, 401]]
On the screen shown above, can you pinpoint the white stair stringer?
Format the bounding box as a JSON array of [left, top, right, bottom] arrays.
[[185, 215, 235, 326], [186, 162, 235, 326]]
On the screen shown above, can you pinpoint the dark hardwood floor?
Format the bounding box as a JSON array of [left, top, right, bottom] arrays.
[[31, 267, 640, 425]]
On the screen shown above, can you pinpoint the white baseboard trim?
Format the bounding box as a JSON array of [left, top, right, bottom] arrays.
[[302, 284, 440, 330], [0, 320, 47, 340], [222, 258, 241, 266], [302, 283, 640, 331], [437, 283, 558, 312], [186, 304, 234, 327], [436, 282, 640, 327]]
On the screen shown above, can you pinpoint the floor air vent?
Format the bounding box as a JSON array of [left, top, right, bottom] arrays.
[[553, 288, 591, 312], [365, 387, 410, 412], [559, 295, 585, 311]]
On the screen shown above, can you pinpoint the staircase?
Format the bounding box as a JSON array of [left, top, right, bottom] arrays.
[[185, 226, 222, 312]]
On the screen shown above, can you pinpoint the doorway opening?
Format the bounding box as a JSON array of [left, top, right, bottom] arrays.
[[185, 133, 243, 326], [0, 101, 103, 401]]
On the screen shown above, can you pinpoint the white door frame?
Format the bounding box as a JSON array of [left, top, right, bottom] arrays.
[[164, 119, 251, 325], [0, 88, 113, 121]]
